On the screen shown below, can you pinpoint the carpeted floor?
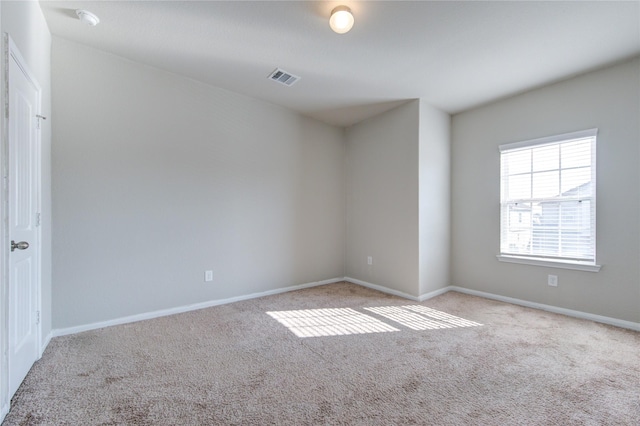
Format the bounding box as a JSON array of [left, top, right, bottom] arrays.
[[3, 282, 639, 425]]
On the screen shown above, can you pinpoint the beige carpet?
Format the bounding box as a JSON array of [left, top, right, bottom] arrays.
[[4, 282, 639, 425]]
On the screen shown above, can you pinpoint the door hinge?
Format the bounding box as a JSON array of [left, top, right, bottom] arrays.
[[36, 212, 41, 227], [35, 114, 46, 130], [35, 310, 40, 325]]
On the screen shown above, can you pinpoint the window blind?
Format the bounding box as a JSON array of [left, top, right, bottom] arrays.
[[499, 129, 597, 263]]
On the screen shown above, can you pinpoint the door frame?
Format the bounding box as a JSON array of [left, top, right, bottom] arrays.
[[0, 33, 43, 418]]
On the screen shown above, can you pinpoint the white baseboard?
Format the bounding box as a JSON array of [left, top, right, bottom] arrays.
[[450, 286, 640, 332], [344, 277, 421, 301], [417, 286, 454, 302], [344, 277, 452, 303], [51, 277, 639, 338], [52, 277, 343, 337], [343, 279, 639, 331], [40, 331, 53, 358]]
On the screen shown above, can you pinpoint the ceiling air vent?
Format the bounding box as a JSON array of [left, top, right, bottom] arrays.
[[268, 68, 300, 86]]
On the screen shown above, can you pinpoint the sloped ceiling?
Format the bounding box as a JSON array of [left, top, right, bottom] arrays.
[[40, 1, 640, 127]]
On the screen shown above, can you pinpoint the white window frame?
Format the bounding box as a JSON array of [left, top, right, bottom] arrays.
[[497, 129, 601, 272]]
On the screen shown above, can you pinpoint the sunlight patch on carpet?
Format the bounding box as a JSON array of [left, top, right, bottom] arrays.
[[266, 308, 400, 337], [364, 306, 483, 330], [267, 306, 482, 337]]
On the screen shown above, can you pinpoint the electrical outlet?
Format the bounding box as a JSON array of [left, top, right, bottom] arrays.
[[367, 256, 373, 265], [548, 274, 558, 287], [205, 270, 213, 282]]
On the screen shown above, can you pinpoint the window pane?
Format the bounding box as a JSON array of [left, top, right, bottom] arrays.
[[505, 150, 531, 175], [532, 200, 560, 256], [532, 171, 559, 198], [559, 201, 592, 258], [561, 139, 591, 169], [500, 130, 595, 262], [561, 167, 591, 196], [507, 174, 531, 200], [505, 203, 532, 254], [532, 144, 559, 172]]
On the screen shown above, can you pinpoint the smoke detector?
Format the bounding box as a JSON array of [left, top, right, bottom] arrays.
[[76, 10, 100, 26]]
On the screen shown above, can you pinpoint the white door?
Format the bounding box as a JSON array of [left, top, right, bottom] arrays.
[[7, 38, 41, 398]]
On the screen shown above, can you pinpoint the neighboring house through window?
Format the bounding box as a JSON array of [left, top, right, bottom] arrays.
[[498, 129, 599, 271]]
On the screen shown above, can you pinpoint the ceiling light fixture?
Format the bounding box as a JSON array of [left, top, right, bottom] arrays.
[[329, 6, 354, 34], [76, 9, 100, 26]]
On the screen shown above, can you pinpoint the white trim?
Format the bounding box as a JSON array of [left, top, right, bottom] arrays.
[[449, 286, 640, 331], [40, 331, 53, 358], [498, 128, 598, 152], [52, 277, 343, 337], [344, 277, 421, 301], [499, 129, 598, 268], [47, 278, 638, 342], [417, 286, 453, 302], [0, 402, 8, 424], [0, 32, 9, 426], [497, 255, 601, 272]]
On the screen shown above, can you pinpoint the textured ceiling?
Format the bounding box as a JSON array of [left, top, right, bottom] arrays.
[[40, 1, 640, 127]]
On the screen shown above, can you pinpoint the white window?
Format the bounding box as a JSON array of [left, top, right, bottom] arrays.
[[498, 129, 599, 271]]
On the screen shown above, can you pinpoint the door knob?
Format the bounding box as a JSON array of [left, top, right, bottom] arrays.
[[11, 240, 29, 252]]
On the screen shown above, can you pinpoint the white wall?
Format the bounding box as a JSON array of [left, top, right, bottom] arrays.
[[418, 100, 451, 295], [345, 101, 420, 296], [345, 100, 451, 298], [52, 38, 345, 329], [451, 58, 640, 323]]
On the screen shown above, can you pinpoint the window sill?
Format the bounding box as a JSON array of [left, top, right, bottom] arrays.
[[496, 255, 601, 272]]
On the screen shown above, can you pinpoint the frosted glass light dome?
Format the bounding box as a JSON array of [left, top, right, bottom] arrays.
[[330, 6, 354, 34]]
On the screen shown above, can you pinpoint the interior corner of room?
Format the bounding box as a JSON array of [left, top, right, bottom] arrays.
[[0, 1, 639, 422]]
